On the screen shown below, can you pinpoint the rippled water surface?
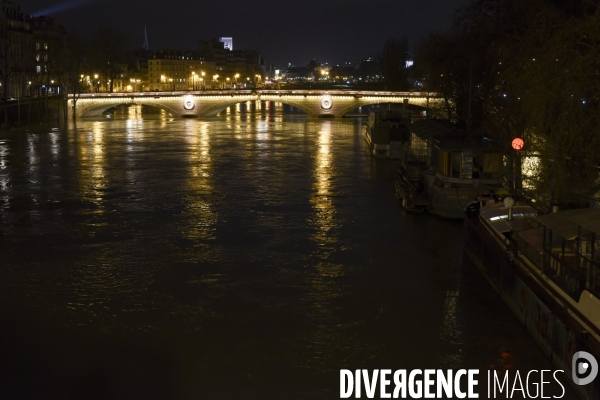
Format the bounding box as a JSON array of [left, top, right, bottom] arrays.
[[0, 105, 574, 398]]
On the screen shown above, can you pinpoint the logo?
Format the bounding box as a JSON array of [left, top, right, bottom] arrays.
[[321, 96, 332, 110], [572, 351, 598, 386], [183, 96, 195, 111]]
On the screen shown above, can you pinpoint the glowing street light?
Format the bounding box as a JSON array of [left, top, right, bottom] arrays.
[[512, 138, 524, 150]]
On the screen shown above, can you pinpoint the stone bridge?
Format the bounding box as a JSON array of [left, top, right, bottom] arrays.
[[68, 89, 443, 118]]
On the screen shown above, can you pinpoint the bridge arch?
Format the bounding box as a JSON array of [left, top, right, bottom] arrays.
[[335, 97, 431, 118], [74, 99, 182, 118], [201, 97, 315, 117]]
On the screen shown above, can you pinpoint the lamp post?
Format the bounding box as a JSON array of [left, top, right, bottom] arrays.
[[234, 73, 239, 89], [201, 71, 205, 90], [94, 74, 99, 92], [213, 74, 219, 89]]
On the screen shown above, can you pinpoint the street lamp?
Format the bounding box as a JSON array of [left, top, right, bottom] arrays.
[[213, 74, 219, 89], [234, 73, 240, 89], [191, 71, 196, 90], [201, 71, 205, 90]]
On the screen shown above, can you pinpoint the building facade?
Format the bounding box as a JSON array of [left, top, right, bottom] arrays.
[[0, 1, 67, 98], [147, 50, 215, 91]]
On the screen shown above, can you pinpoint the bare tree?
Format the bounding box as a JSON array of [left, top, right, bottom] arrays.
[[54, 36, 89, 120], [90, 28, 127, 93], [414, 0, 600, 207]]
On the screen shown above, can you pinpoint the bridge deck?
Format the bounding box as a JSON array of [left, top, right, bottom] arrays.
[[69, 90, 443, 119]]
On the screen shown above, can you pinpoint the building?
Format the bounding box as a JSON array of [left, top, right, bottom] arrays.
[[30, 15, 67, 96], [0, 1, 67, 98], [147, 50, 215, 91], [0, 0, 32, 98], [198, 39, 264, 89], [219, 37, 232, 51]]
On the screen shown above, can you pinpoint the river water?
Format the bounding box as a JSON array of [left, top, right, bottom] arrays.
[[0, 103, 575, 399]]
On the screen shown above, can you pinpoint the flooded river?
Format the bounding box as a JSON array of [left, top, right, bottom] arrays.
[[0, 104, 575, 398]]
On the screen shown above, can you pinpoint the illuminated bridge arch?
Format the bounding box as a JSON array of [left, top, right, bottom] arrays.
[[76, 99, 181, 118], [198, 96, 316, 117], [69, 90, 444, 119]]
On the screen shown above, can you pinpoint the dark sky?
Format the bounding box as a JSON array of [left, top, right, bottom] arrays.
[[14, 0, 472, 66]]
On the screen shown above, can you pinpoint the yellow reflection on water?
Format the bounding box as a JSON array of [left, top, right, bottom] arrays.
[[48, 130, 60, 160], [127, 104, 143, 119], [77, 122, 107, 210], [311, 121, 336, 245], [184, 121, 217, 241]]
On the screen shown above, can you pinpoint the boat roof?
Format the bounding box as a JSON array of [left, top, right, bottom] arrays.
[[536, 208, 600, 240], [409, 120, 495, 151], [434, 135, 493, 152], [479, 203, 538, 233], [409, 119, 464, 140]]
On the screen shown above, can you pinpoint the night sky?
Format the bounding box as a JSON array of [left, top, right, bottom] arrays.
[[14, 0, 472, 66]]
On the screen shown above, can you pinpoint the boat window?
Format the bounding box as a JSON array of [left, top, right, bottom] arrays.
[[451, 152, 462, 178], [472, 157, 481, 179], [541, 228, 600, 301], [483, 154, 503, 179], [440, 151, 450, 176]]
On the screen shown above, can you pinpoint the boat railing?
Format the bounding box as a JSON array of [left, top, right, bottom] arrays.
[[542, 252, 588, 301], [510, 225, 600, 302], [404, 149, 429, 165]]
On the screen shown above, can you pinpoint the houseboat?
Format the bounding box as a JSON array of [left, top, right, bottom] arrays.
[[365, 110, 410, 159], [395, 120, 503, 218], [464, 200, 600, 399]]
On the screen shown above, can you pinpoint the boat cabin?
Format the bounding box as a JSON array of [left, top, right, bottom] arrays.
[[535, 209, 600, 301], [485, 206, 600, 302], [406, 120, 503, 185], [366, 111, 410, 159]]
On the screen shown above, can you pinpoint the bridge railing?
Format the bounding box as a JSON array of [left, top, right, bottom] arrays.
[[69, 90, 441, 99]]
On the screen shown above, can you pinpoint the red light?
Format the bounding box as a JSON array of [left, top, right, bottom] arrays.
[[512, 138, 524, 150]]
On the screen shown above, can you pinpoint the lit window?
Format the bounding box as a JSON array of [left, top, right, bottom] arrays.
[[44, 43, 48, 50], [36, 43, 40, 50], [36, 65, 41, 73]]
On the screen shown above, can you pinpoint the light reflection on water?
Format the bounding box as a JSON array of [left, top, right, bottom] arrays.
[[0, 103, 573, 398]]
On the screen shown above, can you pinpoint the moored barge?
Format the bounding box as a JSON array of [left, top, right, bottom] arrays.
[[396, 120, 502, 218], [464, 201, 600, 399], [365, 110, 410, 159]]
